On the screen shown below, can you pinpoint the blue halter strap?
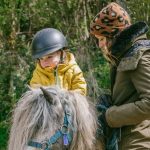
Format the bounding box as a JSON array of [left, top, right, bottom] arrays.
[[28, 108, 75, 150]]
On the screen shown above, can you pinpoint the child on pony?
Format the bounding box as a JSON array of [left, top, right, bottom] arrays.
[[30, 28, 87, 95]]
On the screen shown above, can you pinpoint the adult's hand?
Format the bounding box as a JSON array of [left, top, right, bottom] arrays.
[[96, 94, 112, 112]]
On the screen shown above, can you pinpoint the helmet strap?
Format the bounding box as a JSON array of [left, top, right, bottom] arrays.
[[59, 50, 64, 63]]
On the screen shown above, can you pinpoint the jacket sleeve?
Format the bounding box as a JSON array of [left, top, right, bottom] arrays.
[[106, 50, 150, 128], [71, 65, 87, 96], [30, 69, 43, 88]]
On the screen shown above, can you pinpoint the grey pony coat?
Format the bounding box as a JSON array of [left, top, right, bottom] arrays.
[[105, 22, 150, 149]]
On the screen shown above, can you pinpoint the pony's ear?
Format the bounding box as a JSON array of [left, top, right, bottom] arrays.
[[40, 87, 53, 104]]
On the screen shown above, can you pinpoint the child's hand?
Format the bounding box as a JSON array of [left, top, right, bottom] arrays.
[[31, 84, 42, 88]]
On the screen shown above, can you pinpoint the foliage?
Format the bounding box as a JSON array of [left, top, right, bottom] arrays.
[[0, 0, 150, 149]]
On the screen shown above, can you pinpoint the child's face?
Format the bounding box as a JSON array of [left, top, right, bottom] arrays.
[[39, 51, 61, 68]]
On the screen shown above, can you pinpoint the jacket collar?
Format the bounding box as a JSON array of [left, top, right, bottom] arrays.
[[111, 21, 149, 58], [36, 52, 77, 75]]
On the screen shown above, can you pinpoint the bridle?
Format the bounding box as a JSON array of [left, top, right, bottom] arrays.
[[28, 105, 75, 150]]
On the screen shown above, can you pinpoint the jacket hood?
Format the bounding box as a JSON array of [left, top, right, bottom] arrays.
[[36, 52, 77, 75], [111, 21, 149, 58]]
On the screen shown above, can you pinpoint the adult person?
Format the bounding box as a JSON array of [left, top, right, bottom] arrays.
[[90, 2, 150, 149]]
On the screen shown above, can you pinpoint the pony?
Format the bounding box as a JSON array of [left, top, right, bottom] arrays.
[[8, 86, 103, 150]]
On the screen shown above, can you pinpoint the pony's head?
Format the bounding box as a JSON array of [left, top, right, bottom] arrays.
[[8, 86, 101, 150]]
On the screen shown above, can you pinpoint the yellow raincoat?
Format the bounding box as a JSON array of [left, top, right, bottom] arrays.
[[30, 52, 87, 95]]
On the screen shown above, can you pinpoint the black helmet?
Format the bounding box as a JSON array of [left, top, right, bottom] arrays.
[[31, 28, 68, 59]]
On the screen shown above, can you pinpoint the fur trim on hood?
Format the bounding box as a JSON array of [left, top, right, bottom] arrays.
[[111, 21, 149, 57]]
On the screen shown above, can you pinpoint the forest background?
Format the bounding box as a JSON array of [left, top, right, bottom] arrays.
[[0, 0, 150, 149]]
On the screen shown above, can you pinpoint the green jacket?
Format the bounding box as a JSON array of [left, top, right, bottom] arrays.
[[106, 22, 150, 149]]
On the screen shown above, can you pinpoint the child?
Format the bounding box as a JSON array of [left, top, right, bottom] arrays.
[[30, 28, 87, 95]]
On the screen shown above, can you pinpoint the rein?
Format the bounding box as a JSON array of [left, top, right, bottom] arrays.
[[28, 106, 75, 150]]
